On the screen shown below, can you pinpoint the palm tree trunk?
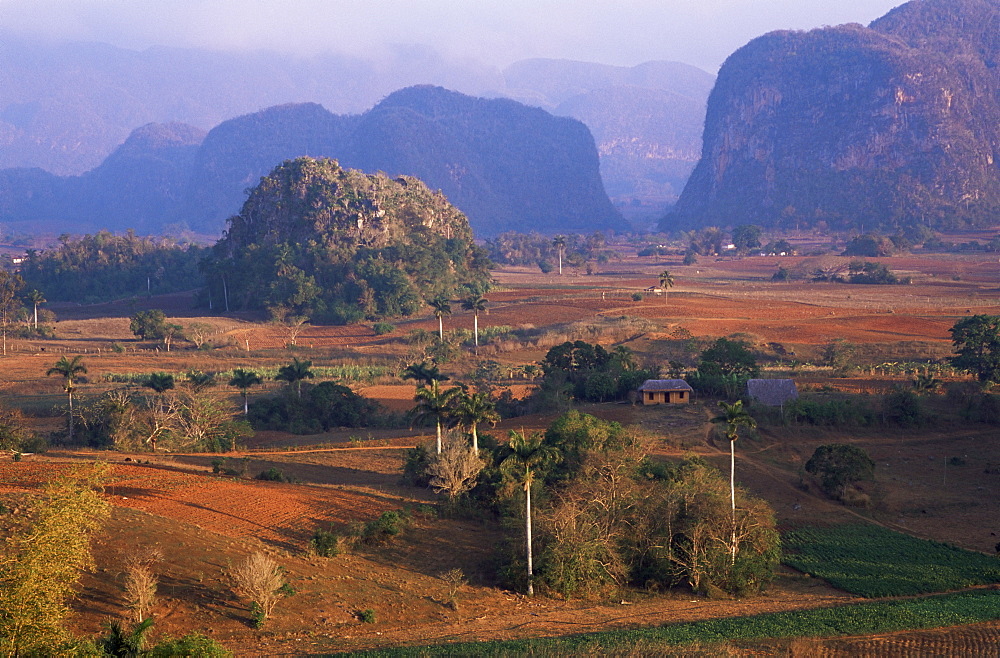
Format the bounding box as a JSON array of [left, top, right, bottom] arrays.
[[436, 420, 442, 454], [526, 480, 534, 596], [730, 439, 737, 565], [471, 423, 478, 452], [33, 304, 38, 329], [68, 390, 74, 442], [438, 316, 444, 341], [474, 312, 479, 354], [243, 392, 249, 415]]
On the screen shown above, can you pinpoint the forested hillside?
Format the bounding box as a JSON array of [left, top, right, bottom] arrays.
[[204, 157, 491, 323]]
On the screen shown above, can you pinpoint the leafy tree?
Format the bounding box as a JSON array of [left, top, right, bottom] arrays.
[[0, 464, 111, 654], [229, 369, 263, 415], [275, 357, 314, 398], [950, 315, 1000, 384], [429, 297, 452, 342], [712, 400, 757, 564], [411, 379, 461, 454], [461, 294, 488, 353], [185, 371, 216, 392], [690, 337, 760, 397], [732, 224, 762, 255], [0, 270, 24, 356], [46, 355, 87, 442], [805, 444, 876, 500], [129, 309, 168, 341], [500, 430, 561, 596], [143, 372, 175, 395]]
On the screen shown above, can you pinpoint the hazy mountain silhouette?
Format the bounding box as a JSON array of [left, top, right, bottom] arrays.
[[0, 87, 624, 237], [669, 0, 1000, 232]]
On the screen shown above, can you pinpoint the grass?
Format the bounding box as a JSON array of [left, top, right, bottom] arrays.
[[331, 589, 1000, 656], [103, 364, 393, 384], [783, 524, 1000, 597]]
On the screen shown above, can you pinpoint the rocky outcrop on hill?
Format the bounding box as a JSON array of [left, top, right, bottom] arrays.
[[668, 0, 1000, 232]]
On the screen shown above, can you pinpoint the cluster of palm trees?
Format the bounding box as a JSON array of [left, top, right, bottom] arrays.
[[405, 362, 499, 454], [426, 293, 488, 353]]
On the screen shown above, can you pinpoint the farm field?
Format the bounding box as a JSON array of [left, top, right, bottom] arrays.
[[3, 240, 1000, 654]]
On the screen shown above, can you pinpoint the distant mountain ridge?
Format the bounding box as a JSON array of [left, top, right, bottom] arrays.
[[0, 87, 625, 237], [668, 0, 1000, 232], [0, 36, 713, 226]]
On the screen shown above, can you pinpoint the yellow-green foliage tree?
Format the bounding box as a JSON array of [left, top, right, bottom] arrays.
[[0, 463, 111, 654]]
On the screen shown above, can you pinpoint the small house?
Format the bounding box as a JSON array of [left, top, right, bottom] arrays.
[[745, 379, 798, 407], [638, 379, 693, 405]]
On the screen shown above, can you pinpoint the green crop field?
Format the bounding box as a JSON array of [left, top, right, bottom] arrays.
[[783, 524, 1000, 597]]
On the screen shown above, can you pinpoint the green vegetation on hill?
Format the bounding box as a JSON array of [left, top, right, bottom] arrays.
[[203, 157, 491, 323]]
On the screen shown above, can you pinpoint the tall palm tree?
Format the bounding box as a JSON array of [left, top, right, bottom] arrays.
[[461, 294, 488, 354], [276, 357, 314, 398], [711, 400, 757, 563], [26, 289, 45, 330], [229, 368, 263, 415], [659, 270, 675, 306], [499, 431, 561, 596], [411, 379, 460, 454], [453, 389, 500, 452], [552, 235, 566, 275], [429, 297, 452, 341], [46, 355, 87, 441], [401, 361, 448, 388]]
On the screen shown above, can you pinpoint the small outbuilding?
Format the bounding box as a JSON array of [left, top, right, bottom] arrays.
[[638, 379, 693, 405], [745, 379, 798, 407]]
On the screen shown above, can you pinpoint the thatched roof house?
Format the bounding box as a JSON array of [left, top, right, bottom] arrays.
[[638, 379, 693, 405], [746, 379, 798, 407]]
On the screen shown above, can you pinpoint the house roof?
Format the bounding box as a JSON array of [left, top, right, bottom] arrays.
[[746, 379, 798, 406], [638, 379, 694, 392]]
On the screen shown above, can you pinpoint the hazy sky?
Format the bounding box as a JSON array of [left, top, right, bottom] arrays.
[[0, 0, 906, 71]]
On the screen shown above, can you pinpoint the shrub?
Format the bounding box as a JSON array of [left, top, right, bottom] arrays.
[[359, 510, 408, 545], [372, 322, 395, 336], [228, 552, 286, 628], [804, 444, 876, 501], [309, 529, 343, 558], [148, 633, 231, 657], [631, 293, 643, 301], [256, 467, 292, 483], [357, 608, 377, 623]]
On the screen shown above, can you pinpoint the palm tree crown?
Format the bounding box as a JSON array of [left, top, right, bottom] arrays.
[[27, 289, 45, 329], [47, 355, 87, 442], [429, 297, 452, 341], [229, 368, 263, 415], [658, 270, 675, 305], [453, 389, 500, 452], [500, 430, 561, 596], [411, 379, 460, 454], [461, 294, 488, 352], [276, 357, 314, 397], [401, 361, 449, 387]]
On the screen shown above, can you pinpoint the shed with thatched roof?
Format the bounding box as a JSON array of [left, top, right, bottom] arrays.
[[638, 379, 693, 405], [746, 379, 798, 407]]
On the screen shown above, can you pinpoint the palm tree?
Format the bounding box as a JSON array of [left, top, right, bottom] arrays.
[[46, 355, 87, 441], [429, 297, 452, 341], [461, 294, 488, 354], [185, 371, 216, 392], [552, 235, 566, 275], [401, 361, 449, 388], [143, 372, 175, 395], [711, 400, 757, 563], [229, 368, 263, 415], [499, 431, 560, 596], [658, 270, 675, 305], [411, 379, 460, 454], [26, 289, 45, 330], [276, 357, 314, 398], [453, 389, 500, 452]]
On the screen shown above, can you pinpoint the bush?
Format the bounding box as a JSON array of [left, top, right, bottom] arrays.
[[256, 467, 294, 483], [804, 444, 876, 500], [148, 633, 231, 657], [372, 322, 395, 336], [309, 528, 344, 558], [401, 444, 433, 487], [631, 292, 643, 301], [359, 511, 408, 545], [357, 608, 377, 623]]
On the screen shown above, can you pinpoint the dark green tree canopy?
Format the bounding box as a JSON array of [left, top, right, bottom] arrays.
[[950, 315, 1000, 384], [805, 443, 876, 500], [205, 157, 491, 324], [697, 337, 760, 379]]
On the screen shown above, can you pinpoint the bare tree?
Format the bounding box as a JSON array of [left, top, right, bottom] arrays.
[[229, 552, 286, 627], [120, 547, 162, 622], [427, 433, 485, 500]]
